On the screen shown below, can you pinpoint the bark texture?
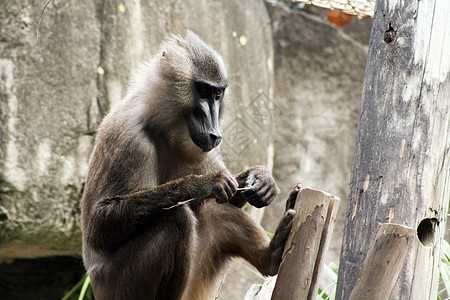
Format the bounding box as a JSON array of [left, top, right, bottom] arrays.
[[336, 0, 450, 299]]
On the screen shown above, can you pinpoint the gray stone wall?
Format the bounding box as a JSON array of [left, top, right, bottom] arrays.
[[263, 4, 371, 266], [0, 0, 273, 260]]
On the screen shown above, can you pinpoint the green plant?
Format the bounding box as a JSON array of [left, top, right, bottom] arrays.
[[61, 274, 93, 300], [438, 239, 450, 300], [317, 262, 338, 300]]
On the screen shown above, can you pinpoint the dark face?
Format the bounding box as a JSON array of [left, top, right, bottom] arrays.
[[185, 81, 225, 152]]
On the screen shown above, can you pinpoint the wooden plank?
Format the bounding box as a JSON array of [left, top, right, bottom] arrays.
[[308, 195, 340, 299], [271, 188, 340, 300], [349, 223, 416, 300]]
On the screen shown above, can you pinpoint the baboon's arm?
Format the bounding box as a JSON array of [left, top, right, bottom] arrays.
[[85, 171, 237, 250]]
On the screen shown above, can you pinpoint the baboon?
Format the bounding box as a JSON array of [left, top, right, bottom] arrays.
[[81, 31, 297, 300]]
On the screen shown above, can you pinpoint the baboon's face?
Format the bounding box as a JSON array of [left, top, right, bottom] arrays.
[[160, 31, 228, 153], [185, 81, 225, 152]]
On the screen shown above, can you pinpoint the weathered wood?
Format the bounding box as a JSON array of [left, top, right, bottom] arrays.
[[307, 193, 340, 299], [336, 0, 450, 299], [245, 276, 277, 300], [349, 223, 416, 300], [271, 188, 340, 300]]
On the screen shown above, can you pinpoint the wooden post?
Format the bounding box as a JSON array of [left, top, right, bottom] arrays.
[[349, 223, 416, 300], [271, 188, 340, 300], [336, 0, 450, 299]]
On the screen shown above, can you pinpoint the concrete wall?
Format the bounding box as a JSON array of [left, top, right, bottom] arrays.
[[0, 0, 274, 258], [263, 4, 371, 268]]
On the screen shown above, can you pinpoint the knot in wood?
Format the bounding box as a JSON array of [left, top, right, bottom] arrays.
[[384, 23, 396, 44]]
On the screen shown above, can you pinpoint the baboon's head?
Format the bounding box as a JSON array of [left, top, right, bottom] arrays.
[[159, 31, 228, 154]]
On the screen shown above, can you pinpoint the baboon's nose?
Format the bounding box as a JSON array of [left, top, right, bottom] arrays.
[[210, 133, 222, 148]]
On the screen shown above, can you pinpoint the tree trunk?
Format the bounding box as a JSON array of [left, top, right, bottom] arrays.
[[336, 0, 450, 299]]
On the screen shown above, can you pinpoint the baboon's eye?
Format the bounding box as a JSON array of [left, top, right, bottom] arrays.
[[196, 82, 223, 100], [197, 83, 211, 99], [214, 89, 224, 101]]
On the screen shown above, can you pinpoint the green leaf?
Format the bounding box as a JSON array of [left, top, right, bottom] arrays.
[[79, 275, 91, 300], [439, 240, 450, 299]]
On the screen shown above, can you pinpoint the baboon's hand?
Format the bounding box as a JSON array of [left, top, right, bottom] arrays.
[[210, 171, 238, 204], [285, 183, 302, 211], [267, 209, 296, 276], [243, 167, 280, 208]]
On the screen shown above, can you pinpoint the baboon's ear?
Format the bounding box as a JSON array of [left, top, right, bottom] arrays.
[[161, 49, 173, 63]]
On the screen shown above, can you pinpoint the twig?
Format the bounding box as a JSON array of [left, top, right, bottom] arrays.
[[163, 198, 196, 210], [237, 187, 251, 191], [163, 187, 250, 210], [37, 0, 53, 60]]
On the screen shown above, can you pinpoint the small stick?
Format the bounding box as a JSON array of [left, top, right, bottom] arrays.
[[163, 187, 251, 210], [163, 198, 196, 210], [237, 187, 251, 191]]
